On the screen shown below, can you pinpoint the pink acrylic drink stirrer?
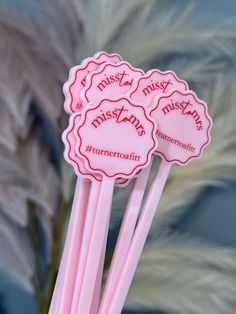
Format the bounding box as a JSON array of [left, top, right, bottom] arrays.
[[61, 112, 127, 314], [69, 61, 144, 313], [99, 69, 189, 311], [54, 51, 123, 314], [100, 89, 212, 314], [72, 97, 157, 314]]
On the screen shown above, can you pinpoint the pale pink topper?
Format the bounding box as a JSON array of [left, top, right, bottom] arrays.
[[75, 97, 157, 179], [150, 89, 212, 165], [63, 52, 122, 114], [81, 62, 144, 106], [62, 113, 129, 186], [129, 69, 188, 107]]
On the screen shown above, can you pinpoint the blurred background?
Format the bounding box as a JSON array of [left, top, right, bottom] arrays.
[[0, 0, 236, 313]]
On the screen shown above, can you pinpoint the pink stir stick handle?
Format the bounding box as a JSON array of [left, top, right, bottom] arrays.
[[99, 163, 152, 311], [99, 161, 171, 314], [49, 178, 90, 314], [89, 216, 110, 314], [70, 181, 101, 313], [74, 177, 115, 314]]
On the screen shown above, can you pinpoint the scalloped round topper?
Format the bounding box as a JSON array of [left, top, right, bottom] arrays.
[[80, 62, 144, 106], [129, 69, 188, 108], [62, 113, 129, 186], [75, 97, 157, 179], [63, 52, 122, 115], [149, 89, 212, 165]]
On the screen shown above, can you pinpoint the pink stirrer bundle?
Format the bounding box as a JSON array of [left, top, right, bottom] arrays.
[[49, 51, 212, 314]]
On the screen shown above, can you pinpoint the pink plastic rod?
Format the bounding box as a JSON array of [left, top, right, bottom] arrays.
[[73, 177, 115, 314], [89, 217, 109, 314], [70, 180, 102, 313], [100, 160, 171, 314], [49, 178, 90, 314], [99, 164, 152, 311], [50, 178, 106, 314]]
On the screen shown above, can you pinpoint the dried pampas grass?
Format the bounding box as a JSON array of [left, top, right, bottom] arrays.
[[127, 234, 236, 314], [0, 0, 74, 293]]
